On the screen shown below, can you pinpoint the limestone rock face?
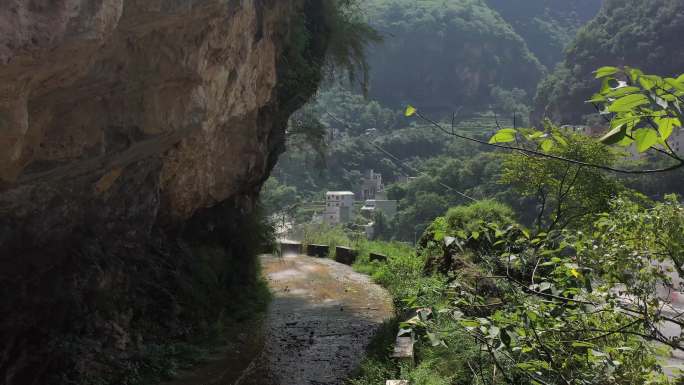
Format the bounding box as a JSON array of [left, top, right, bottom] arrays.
[[0, 0, 293, 227], [0, 0, 321, 383]]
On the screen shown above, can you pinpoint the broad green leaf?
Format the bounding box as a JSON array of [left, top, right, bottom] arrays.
[[460, 319, 480, 328], [552, 133, 568, 147], [628, 68, 644, 83], [471, 231, 480, 240], [599, 126, 627, 145], [526, 131, 545, 140], [633, 128, 658, 152], [665, 78, 684, 92], [489, 128, 517, 144], [610, 115, 639, 130], [677, 74, 684, 83], [639, 75, 659, 90], [489, 325, 500, 338], [595, 66, 619, 79], [587, 93, 606, 103], [608, 94, 650, 112], [605, 86, 640, 98], [655, 117, 681, 140], [616, 136, 634, 147], [404, 105, 417, 117], [541, 139, 554, 152], [600, 77, 615, 93]]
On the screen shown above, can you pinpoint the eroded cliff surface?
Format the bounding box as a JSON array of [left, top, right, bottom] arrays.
[[0, 1, 326, 383]]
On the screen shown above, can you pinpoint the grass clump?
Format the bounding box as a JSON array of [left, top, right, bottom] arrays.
[[347, 239, 487, 385]]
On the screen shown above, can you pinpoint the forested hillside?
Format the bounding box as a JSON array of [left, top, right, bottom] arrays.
[[533, 0, 684, 124], [362, 0, 604, 115], [486, 0, 602, 68], [266, 0, 612, 239], [271, 1, 684, 384], [364, 0, 544, 114]]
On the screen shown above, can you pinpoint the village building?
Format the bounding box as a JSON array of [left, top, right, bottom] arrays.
[[360, 199, 398, 220], [324, 191, 355, 225], [357, 169, 384, 201]]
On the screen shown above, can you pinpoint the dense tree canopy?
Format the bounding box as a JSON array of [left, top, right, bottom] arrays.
[[364, 0, 545, 115], [486, 0, 602, 69], [533, 0, 684, 124]]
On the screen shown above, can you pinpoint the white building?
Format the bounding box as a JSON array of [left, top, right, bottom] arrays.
[[324, 191, 355, 225], [361, 199, 398, 220]]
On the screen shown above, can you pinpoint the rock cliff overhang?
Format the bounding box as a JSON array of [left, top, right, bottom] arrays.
[[0, 0, 330, 383]]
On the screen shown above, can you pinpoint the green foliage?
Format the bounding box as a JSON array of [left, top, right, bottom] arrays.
[[260, 177, 299, 215], [385, 149, 523, 242], [370, 210, 393, 241], [444, 200, 515, 234], [533, 0, 684, 124], [364, 0, 545, 114], [499, 129, 623, 231], [587, 195, 684, 288], [486, 0, 602, 69], [590, 67, 683, 155], [490, 87, 531, 126], [407, 198, 681, 384], [322, 0, 383, 93], [279, 0, 380, 115]]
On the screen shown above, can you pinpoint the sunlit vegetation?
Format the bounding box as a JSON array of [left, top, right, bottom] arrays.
[[285, 65, 684, 384], [533, 0, 684, 124], [267, 1, 684, 383]]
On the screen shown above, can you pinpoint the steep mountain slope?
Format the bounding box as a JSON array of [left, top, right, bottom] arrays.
[[364, 0, 545, 115], [486, 0, 603, 69], [533, 0, 684, 124]]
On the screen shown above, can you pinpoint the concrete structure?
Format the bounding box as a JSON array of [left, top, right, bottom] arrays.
[[364, 222, 375, 239], [358, 169, 384, 201], [306, 244, 329, 258], [335, 246, 358, 265], [670, 129, 684, 154], [324, 191, 355, 225], [391, 336, 414, 366], [370, 253, 388, 262], [396, 175, 417, 184], [361, 199, 398, 220], [279, 241, 303, 256]]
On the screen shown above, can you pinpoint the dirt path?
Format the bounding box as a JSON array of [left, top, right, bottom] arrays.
[[238, 254, 394, 385], [164, 254, 393, 385]]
